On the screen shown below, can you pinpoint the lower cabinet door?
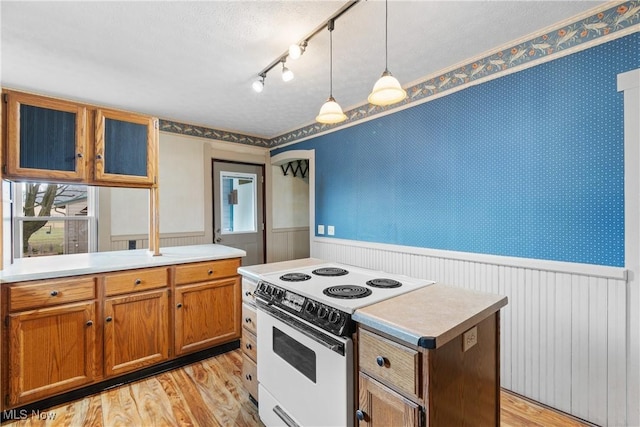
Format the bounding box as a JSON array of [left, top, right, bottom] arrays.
[[174, 277, 241, 356], [358, 373, 421, 427], [104, 289, 169, 377], [8, 301, 97, 406]]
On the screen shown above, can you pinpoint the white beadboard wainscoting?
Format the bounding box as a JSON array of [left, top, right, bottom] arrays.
[[312, 237, 628, 427], [268, 227, 310, 263]]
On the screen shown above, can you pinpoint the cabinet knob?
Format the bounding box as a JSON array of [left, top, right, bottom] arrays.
[[376, 356, 386, 367], [134, 279, 142, 285], [86, 320, 93, 327], [245, 374, 252, 381], [245, 343, 252, 350], [207, 269, 213, 275], [77, 153, 84, 158], [245, 291, 252, 297], [356, 410, 365, 421], [105, 316, 113, 322], [50, 290, 59, 296], [177, 303, 183, 309], [245, 317, 252, 323], [96, 154, 103, 160]]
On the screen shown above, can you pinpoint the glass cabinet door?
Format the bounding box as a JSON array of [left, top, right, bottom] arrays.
[[94, 109, 156, 186], [5, 91, 87, 181]]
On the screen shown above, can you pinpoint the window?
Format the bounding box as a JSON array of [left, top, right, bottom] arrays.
[[220, 172, 257, 234], [13, 182, 97, 258]]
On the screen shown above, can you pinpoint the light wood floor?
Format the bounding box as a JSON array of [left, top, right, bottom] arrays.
[[3, 349, 591, 427]]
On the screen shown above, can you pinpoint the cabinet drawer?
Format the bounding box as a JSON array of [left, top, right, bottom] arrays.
[[242, 303, 257, 335], [9, 277, 96, 312], [175, 259, 241, 285], [241, 330, 257, 362], [242, 354, 258, 401], [359, 328, 420, 399], [242, 278, 257, 304], [104, 267, 168, 296]]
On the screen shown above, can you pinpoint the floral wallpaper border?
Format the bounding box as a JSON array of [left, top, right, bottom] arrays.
[[160, 1, 640, 149]]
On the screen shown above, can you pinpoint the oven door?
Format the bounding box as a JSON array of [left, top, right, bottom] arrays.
[[257, 303, 353, 427]]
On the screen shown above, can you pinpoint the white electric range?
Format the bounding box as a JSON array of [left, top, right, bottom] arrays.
[[254, 262, 434, 427]]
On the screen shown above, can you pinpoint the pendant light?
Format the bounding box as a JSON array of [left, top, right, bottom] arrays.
[[316, 20, 347, 124], [368, 0, 406, 106]]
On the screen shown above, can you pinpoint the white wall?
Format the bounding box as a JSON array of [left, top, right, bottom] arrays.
[[271, 164, 309, 229]]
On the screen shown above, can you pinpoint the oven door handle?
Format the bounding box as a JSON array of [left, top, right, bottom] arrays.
[[273, 405, 300, 427], [257, 299, 346, 356]]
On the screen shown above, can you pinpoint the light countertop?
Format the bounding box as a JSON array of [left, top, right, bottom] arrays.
[[238, 257, 326, 282], [353, 283, 508, 349], [0, 244, 246, 283]]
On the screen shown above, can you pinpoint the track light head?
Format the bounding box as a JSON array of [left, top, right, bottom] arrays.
[[281, 60, 294, 82], [252, 73, 266, 93], [288, 41, 308, 60]]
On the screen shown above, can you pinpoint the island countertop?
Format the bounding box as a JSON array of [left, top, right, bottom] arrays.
[[0, 244, 246, 283], [353, 283, 508, 349]]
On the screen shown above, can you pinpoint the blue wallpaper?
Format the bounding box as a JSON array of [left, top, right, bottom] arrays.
[[273, 33, 640, 267]]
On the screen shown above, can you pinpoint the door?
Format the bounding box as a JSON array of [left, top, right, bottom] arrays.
[[358, 373, 420, 427], [8, 302, 97, 406], [103, 289, 169, 377], [213, 160, 264, 265]]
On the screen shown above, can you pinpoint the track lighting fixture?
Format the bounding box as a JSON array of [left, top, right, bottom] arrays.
[[368, 0, 406, 106], [281, 59, 294, 82], [288, 41, 308, 60], [316, 20, 347, 124], [252, 73, 266, 93]]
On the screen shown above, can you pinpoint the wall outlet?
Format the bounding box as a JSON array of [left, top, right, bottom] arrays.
[[462, 326, 478, 352], [327, 225, 335, 236], [317, 225, 325, 235], [128, 240, 137, 250]]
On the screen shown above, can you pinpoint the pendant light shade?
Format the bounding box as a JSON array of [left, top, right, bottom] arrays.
[[368, 70, 406, 106], [368, 0, 406, 106], [316, 96, 347, 124], [316, 20, 347, 125]]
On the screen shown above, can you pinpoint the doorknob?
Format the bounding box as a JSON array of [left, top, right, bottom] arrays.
[[215, 237, 222, 243]]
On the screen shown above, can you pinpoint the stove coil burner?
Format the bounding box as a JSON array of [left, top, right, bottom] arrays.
[[323, 285, 372, 299], [280, 272, 312, 282], [312, 267, 349, 277], [366, 278, 402, 288]]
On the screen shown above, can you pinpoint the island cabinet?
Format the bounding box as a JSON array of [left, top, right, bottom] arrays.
[[4, 276, 98, 407], [2, 89, 158, 187], [103, 267, 170, 377], [353, 284, 508, 427], [240, 276, 258, 401], [174, 258, 242, 356]]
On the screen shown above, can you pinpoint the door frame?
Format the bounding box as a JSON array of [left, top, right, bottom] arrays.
[[269, 150, 315, 260], [212, 159, 266, 264]]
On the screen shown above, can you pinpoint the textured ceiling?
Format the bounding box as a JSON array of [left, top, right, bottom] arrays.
[[1, 1, 608, 139]]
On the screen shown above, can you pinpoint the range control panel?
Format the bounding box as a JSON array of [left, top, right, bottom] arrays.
[[255, 281, 352, 337]]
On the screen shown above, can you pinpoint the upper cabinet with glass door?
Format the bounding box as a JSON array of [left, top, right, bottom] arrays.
[[94, 109, 157, 186], [3, 90, 158, 188], [4, 91, 88, 181]]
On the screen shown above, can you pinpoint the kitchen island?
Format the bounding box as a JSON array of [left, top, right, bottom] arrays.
[[0, 244, 245, 414]]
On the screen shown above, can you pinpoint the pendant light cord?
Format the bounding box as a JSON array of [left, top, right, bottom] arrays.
[[329, 20, 334, 97], [384, 0, 389, 72]]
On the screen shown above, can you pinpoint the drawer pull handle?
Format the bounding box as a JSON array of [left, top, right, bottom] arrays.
[[376, 356, 386, 367], [105, 316, 113, 323], [245, 343, 252, 350], [177, 303, 183, 309], [207, 269, 213, 275], [50, 290, 59, 296], [245, 317, 252, 323], [86, 320, 93, 327], [245, 374, 252, 381], [96, 153, 103, 160], [356, 410, 365, 421], [77, 152, 84, 158], [134, 279, 142, 285]]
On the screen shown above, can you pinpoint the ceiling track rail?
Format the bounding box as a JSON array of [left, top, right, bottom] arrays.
[[256, 0, 362, 78]]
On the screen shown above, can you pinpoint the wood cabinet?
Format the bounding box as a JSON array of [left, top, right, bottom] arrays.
[[240, 277, 258, 401], [104, 289, 169, 377], [1, 257, 242, 410], [357, 313, 500, 427], [4, 277, 98, 407], [2, 90, 158, 188], [174, 276, 240, 356]]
